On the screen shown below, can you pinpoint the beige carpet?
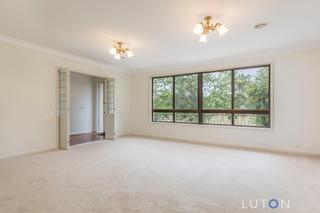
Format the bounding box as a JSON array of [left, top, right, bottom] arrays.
[[0, 136, 319, 213]]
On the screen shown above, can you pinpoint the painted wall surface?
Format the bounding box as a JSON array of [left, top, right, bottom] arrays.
[[130, 49, 320, 154], [0, 40, 131, 158], [1, 37, 320, 158], [70, 72, 95, 135]]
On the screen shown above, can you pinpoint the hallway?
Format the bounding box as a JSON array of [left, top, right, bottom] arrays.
[[70, 132, 105, 146]]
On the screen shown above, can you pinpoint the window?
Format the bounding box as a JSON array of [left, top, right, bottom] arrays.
[[152, 77, 173, 122], [152, 65, 270, 128]]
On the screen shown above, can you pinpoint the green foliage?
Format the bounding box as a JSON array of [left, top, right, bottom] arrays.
[[174, 75, 198, 123], [175, 113, 198, 123], [234, 114, 269, 127], [234, 67, 269, 127], [203, 113, 232, 125], [175, 74, 198, 109], [234, 67, 269, 110], [203, 71, 231, 109], [153, 112, 173, 122], [153, 77, 173, 109]]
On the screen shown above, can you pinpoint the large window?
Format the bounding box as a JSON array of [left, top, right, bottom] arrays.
[[152, 65, 271, 128]]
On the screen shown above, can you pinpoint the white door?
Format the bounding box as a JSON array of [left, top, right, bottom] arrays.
[[96, 82, 104, 133], [104, 79, 115, 140], [59, 69, 70, 149]]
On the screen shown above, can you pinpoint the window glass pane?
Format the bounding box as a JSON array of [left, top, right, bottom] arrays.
[[175, 74, 198, 109], [234, 66, 269, 110], [234, 114, 270, 127], [153, 77, 173, 109], [203, 71, 231, 109], [175, 113, 198, 123], [153, 112, 173, 122], [203, 113, 232, 125]]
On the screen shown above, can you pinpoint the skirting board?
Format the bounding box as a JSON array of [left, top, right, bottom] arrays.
[[0, 134, 130, 160], [128, 134, 320, 158], [0, 148, 58, 160]]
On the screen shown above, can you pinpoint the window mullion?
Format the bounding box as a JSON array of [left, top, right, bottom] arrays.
[[173, 76, 175, 123], [198, 73, 203, 124], [152, 78, 154, 122], [231, 70, 235, 126]]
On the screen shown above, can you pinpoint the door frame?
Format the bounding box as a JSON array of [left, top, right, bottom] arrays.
[[58, 68, 116, 149], [58, 68, 70, 149], [104, 78, 116, 140]]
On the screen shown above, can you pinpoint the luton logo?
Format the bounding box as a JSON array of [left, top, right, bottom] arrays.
[[241, 199, 290, 209]]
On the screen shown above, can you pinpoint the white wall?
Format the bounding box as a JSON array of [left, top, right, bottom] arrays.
[[130, 49, 320, 154], [1, 36, 320, 158], [70, 72, 95, 135], [0, 39, 132, 159]]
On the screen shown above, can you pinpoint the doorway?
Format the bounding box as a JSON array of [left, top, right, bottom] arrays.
[[58, 68, 115, 149]]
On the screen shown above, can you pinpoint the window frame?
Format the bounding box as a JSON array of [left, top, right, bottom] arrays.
[[151, 64, 271, 128]]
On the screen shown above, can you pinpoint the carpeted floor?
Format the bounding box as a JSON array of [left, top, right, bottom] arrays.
[[0, 136, 319, 213]]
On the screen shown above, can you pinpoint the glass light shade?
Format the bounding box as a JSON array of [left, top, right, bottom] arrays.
[[199, 34, 207, 42], [127, 50, 134, 58], [114, 53, 121, 60], [217, 24, 229, 36], [109, 47, 117, 55], [193, 23, 204, 35]]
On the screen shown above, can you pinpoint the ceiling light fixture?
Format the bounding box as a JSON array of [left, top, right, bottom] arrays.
[[109, 42, 134, 59], [193, 16, 228, 42]]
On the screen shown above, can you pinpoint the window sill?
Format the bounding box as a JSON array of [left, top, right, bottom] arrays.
[[149, 121, 273, 131]]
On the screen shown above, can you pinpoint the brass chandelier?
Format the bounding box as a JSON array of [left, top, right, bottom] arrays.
[[109, 42, 134, 59], [193, 16, 228, 42]]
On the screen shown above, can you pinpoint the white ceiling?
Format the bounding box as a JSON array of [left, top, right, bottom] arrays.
[[0, 0, 320, 72]]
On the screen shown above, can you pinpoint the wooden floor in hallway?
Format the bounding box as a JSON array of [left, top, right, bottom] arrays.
[[70, 132, 105, 146]]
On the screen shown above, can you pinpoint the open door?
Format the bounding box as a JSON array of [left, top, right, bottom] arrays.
[[58, 69, 70, 149], [96, 82, 104, 133], [104, 79, 115, 140]]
